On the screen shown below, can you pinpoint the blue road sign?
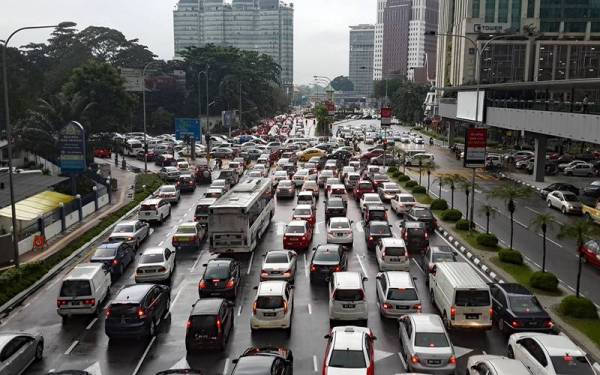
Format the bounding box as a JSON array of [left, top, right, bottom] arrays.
[[59, 121, 86, 173], [175, 118, 202, 141]]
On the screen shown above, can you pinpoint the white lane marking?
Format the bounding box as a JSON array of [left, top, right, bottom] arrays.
[[513, 218, 527, 228], [158, 241, 164, 246], [188, 207, 193, 212], [355, 253, 369, 278], [86, 317, 98, 330], [132, 336, 156, 375], [223, 359, 230, 375], [526, 206, 542, 215], [247, 251, 255, 275], [64, 340, 79, 355], [304, 253, 309, 278], [237, 305, 243, 316], [412, 258, 425, 275], [397, 352, 408, 370], [190, 251, 203, 272], [544, 236, 563, 248], [354, 222, 364, 233], [308, 303, 312, 315], [170, 284, 186, 310], [313, 355, 318, 372]]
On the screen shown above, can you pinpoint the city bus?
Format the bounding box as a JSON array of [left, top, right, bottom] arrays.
[[208, 177, 274, 253]]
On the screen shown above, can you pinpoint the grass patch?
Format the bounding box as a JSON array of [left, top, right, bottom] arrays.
[[491, 257, 563, 297], [0, 173, 162, 307], [554, 308, 600, 348], [414, 193, 432, 205]]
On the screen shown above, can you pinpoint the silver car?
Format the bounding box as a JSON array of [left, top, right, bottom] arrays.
[[376, 271, 421, 318], [158, 166, 180, 181], [108, 220, 150, 249], [546, 190, 583, 214], [0, 332, 44, 375], [260, 250, 298, 283], [563, 162, 594, 177], [157, 185, 180, 204], [399, 314, 456, 374]]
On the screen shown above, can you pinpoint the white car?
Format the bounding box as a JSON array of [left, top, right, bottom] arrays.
[[247, 170, 263, 178], [405, 153, 434, 167], [177, 161, 190, 172], [210, 179, 230, 192], [134, 247, 176, 283], [326, 217, 353, 246], [157, 185, 180, 204], [391, 193, 417, 215], [272, 171, 289, 186], [546, 190, 582, 214], [376, 271, 421, 318], [292, 169, 310, 187], [360, 193, 383, 212], [322, 326, 376, 375], [138, 198, 171, 223], [260, 250, 298, 283], [508, 332, 596, 375], [250, 280, 294, 332], [253, 163, 269, 177], [375, 237, 409, 271], [466, 355, 531, 375]]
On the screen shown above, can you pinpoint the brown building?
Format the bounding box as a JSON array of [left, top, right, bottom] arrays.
[[382, 0, 412, 79]]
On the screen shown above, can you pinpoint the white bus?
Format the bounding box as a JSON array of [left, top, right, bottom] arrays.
[[208, 177, 274, 253]]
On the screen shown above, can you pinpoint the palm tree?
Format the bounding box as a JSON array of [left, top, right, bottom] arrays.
[[478, 204, 497, 234], [558, 219, 600, 297], [529, 213, 557, 273], [488, 183, 532, 249], [434, 174, 459, 209], [457, 177, 478, 227]]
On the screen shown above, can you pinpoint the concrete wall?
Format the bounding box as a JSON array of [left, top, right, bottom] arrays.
[[45, 220, 62, 240], [82, 202, 95, 218], [18, 234, 37, 256]]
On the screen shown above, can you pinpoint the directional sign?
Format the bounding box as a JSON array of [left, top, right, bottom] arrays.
[[175, 118, 202, 141], [464, 127, 487, 168], [59, 121, 86, 173]]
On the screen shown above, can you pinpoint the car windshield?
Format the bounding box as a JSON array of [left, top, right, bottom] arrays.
[[190, 315, 218, 335], [176, 226, 196, 234], [387, 288, 417, 300], [330, 221, 350, 229], [328, 199, 344, 208], [256, 296, 284, 309], [286, 225, 305, 234], [369, 224, 391, 236], [195, 205, 210, 215], [328, 349, 366, 368], [295, 208, 311, 215], [412, 209, 431, 218], [550, 356, 594, 375], [60, 280, 91, 297], [334, 289, 363, 301], [139, 253, 165, 264], [314, 250, 340, 262], [384, 246, 406, 256], [508, 295, 544, 313], [109, 303, 139, 318], [383, 183, 399, 190], [369, 210, 386, 220], [563, 194, 578, 202], [204, 264, 230, 279], [275, 172, 287, 177], [400, 196, 416, 203], [160, 186, 176, 193], [279, 181, 292, 188], [455, 290, 490, 307], [94, 247, 116, 258], [432, 252, 456, 262], [365, 196, 380, 203], [114, 224, 134, 233], [140, 204, 156, 211], [265, 253, 289, 263], [296, 170, 308, 176], [358, 183, 373, 190], [414, 333, 450, 348], [407, 228, 426, 237]]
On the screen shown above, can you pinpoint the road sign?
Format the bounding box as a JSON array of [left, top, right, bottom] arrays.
[[120, 68, 144, 92], [59, 121, 86, 173], [325, 101, 336, 116], [222, 110, 237, 130], [464, 127, 487, 168], [175, 118, 202, 141], [380, 107, 392, 126]]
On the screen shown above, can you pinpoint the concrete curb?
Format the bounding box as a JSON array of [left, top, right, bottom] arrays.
[[499, 172, 544, 193]]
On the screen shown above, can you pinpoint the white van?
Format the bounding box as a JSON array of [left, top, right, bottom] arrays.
[[405, 153, 434, 167], [430, 262, 492, 330], [124, 139, 143, 156], [328, 271, 368, 325], [57, 263, 111, 318]]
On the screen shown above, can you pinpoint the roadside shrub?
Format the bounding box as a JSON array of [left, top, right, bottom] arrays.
[[498, 249, 523, 264], [440, 208, 462, 222], [455, 219, 470, 230], [397, 175, 410, 182], [430, 199, 448, 210], [388, 167, 398, 174], [412, 186, 426, 194], [530, 271, 559, 292], [391, 171, 401, 179], [476, 233, 499, 247], [559, 296, 599, 319], [405, 180, 418, 188]]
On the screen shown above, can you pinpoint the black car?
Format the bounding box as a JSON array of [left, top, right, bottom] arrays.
[[583, 181, 600, 197], [177, 174, 196, 193], [199, 258, 241, 299], [231, 347, 294, 375], [540, 182, 580, 198], [90, 242, 134, 278], [309, 244, 347, 283], [325, 197, 347, 221], [365, 220, 393, 251], [330, 149, 352, 163], [105, 284, 170, 339], [489, 283, 554, 334], [406, 207, 437, 233], [155, 371, 203, 375], [186, 298, 234, 352], [399, 221, 429, 254]]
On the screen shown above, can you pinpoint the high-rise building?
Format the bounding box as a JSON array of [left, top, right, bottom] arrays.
[[435, 0, 600, 88], [173, 0, 294, 85], [374, 0, 387, 81], [382, 0, 411, 79], [349, 25, 375, 97]]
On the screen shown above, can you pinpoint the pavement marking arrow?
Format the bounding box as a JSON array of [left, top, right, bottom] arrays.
[[454, 345, 474, 358], [170, 356, 191, 370], [374, 349, 395, 361], [84, 362, 103, 375]]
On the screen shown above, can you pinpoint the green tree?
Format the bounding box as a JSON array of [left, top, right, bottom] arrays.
[[529, 213, 557, 273], [314, 105, 332, 137], [458, 178, 479, 229], [478, 204, 497, 234], [558, 219, 600, 297], [374, 79, 429, 124], [149, 107, 174, 134], [488, 183, 532, 249], [330, 75, 354, 91]]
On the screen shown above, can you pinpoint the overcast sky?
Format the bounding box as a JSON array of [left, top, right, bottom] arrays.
[[1, 0, 376, 85]]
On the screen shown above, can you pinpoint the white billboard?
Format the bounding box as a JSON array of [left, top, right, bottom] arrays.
[[457, 91, 485, 122]]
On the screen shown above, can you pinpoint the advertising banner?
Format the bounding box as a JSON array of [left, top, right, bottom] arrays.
[[175, 118, 202, 141], [380, 107, 392, 126], [59, 121, 86, 173], [464, 128, 487, 168]]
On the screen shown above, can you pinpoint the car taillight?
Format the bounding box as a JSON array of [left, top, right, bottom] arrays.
[[411, 355, 420, 364], [127, 236, 134, 241], [301, 235, 306, 240], [186, 319, 192, 330], [545, 320, 554, 329], [448, 355, 457, 365], [414, 304, 422, 312], [112, 259, 119, 266], [216, 319, 222, 334], [158, 266, 167, 273], [310, 264, 317, 272], [283, 301, 288, 314], [383, 303, 392, 309], [226, 279, 235, 289], [83, 299, 96, 306], [511, 320, 522, 328], [424, 231, 429, 239], [261, 271, 269, 278], [199, 280, 207, 289], [403, 231, 408, 240], [283, 269, 292, 276], [450, 306, 456, 320], [334, 265, 342, 272], [489, 308, 494, 319], [56, 300, 68, 307], [105, 307, 112, 317], [368, 236, 373, 241], [137, 308, 146, 319], [252, 302, 257, 314]]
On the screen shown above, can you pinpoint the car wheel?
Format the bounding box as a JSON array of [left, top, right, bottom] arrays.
[[118, 264, 124, 276], [561, 206, 567, 215], [507, 345, 515, 359], [442, 312, 451, 330], [547, 200, 552, 208], [497, 317, 506, 333], [35, 341, 43, 361], [148, 319, 157, 337]]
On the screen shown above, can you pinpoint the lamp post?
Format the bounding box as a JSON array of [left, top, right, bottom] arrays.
[[142, 60, 160, 173], [2, 22, 76, 267], [198, 66, 210, 144]]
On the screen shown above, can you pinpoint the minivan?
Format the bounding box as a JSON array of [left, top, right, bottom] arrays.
[[430, 262, 493, 330], [328, 271, 368, 326], [57, 263, 111, 319], [186, 298, 234, 352], [217, 169, 239, 186], [194, 197, 217, 225]]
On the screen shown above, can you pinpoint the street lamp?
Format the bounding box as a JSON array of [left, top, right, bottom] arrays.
[[142, 60, 160, 173], [2, 21, 76, 267], [198, 65, 210, 146]]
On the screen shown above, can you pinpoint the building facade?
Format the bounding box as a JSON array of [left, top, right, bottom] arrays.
[[173, 0, 294, 85], [349, 25, 375, 97], [435, 0, 600, 88], [382, 0, 412, 79], [374, 0, 387, 80]]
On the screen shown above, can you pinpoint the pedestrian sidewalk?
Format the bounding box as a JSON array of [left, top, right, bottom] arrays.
[[19, 166, 136, 265], [500, 170, 553, 193]]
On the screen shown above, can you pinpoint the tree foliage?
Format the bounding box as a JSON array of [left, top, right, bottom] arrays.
[[330, 76, 354, 91], [374, 79, 429, 123], [314, 105, 333, 137]]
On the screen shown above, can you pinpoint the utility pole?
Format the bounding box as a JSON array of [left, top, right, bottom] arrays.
[[239, 81, 243, 131]]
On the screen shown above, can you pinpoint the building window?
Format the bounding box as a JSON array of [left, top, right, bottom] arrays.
[[498, 0, 509, 22], [527, 0, 535, 17], [485, 0, 497, 22], [540, 21, 561, 32], [511, 0, 522, 30]]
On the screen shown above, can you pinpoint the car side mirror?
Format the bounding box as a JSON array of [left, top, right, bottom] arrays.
[[324, 334, 331, 339], [371, 336, 377, 341], [232, 359, 239, 364], [413, 276, 418, 281], [253, 286, 258, 290], [362, 276, 368, 282], [202, 263, 208, 267]]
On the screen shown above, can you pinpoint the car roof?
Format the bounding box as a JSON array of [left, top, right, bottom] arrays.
[[367, 204, 386, 211], [64, 263, 104, 280], [527, 333, 586, 356], [257, 280, 287, 296], [117, 220, 139, 226], [0, 332, 34, 350], [363, 193, 380, 198], [380, 237, 406, 247], [368, 220, 389, 226], [333, 272, 363, 289], [142, 198, 162, 204], [330, 184, 345, 189], [298, 191, 313, 196], [295, 204, 312, 210], [113, 284, 154, 303], [404, 221, 426, 228], [384, 271, 415, 287], [288, 220, 306, 226], [142, 247, 166, 255], [329, 217, 350, 223], [495, 283, 532, 296], [331, 326, 370, 351], [97, 242, 123, 249], [410, 313, 445, 332], [178, 222, 198, 228], [191, 298, 224, 315]]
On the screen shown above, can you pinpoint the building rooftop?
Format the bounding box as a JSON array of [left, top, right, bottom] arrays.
[[0, 173, 69, 210]]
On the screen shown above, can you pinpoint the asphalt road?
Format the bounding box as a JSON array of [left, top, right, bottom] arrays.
[[4, 144, 512, 374]]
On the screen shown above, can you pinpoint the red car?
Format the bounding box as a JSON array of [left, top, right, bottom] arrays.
[[283, 220, 313, 251], [581, 239, 600, 269], [360, 149, 384, 160], [353, 180, 375, 200], [94, 147, 112, 158], [370, 173, 390, 189], [292, 204, 316, 226]]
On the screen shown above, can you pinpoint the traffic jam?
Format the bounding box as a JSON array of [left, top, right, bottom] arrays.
[[2, 113, 598, 375]]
